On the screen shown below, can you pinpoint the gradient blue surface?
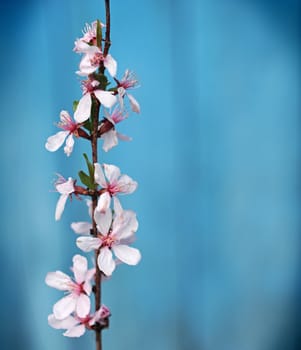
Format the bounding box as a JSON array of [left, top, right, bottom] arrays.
[[0, 0, 300, 349]]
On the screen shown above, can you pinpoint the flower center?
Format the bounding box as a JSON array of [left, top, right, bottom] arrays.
[[90, 52, 104, 67], [101, 235, 115, 248], [72, 282, 85, 296], [76, 314, 92, 325], [107, 182, 119, 196], [82, 79, 99, 94], [57, 114, 78, 133]]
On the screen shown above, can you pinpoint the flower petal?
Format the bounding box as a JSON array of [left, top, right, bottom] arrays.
[[76, 236, 102, 252], [56, 177, 74, 194], [76, 293, 91, 318], [104, 54, 117, 77], [117, 87, 125, 110], [98, 247, 115, 276], [113, 197, 123, 215], [127, 93, 140, 113], [53, 294, 76, 320], [90, 305, 111, 326], [45, 131, 69, 152], [112, 245, 141, 266], [63, 324, 86, 338], [48, 314, 78, 330], [113, 210, 138, 240], [71, 222, 92, 235], [64, 134, 75, 157], [45, 271, 72, 291], [55, 194, 68, 221], [117, 131, 132, 142], [95, 192, 111, 213], [94, 163, 107, 187], [117, 174, 138, 194], [94, 90, 117, 109], [73, 39, 91, 53], [83, 268, 95, 295], [72, 255, 88, 284], [94, 208, 112, 235], [77, 53, 98, 76], [101, 129, 118, 152], [103, 163, 120, 183], [74, 93, 92, 123]]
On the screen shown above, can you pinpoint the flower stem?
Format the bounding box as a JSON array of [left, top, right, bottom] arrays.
[[91, 96, 102, 350], [104, 0, 111, 56], [93, 2, 111, 350]]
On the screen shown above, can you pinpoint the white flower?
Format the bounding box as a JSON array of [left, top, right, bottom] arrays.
[[74, 78, 117, 124], [99, 107, 131, 152], [94, 163, 137, 213], [45, 255, 95, 320], [73, 21, 106, 51], [54, 176, 75, 221], [48, 304, 110, 338], [76, 208, 141, 276], [117, 69, 140, 113], [45, 111, 79, 156], [76, 42, 117, 78]]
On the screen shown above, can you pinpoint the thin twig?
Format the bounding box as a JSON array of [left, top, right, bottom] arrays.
[[104, 0, 111, 56], [94, 2, 111, 349]]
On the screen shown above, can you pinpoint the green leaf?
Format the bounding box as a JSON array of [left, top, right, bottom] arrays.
[[96, 20, 102, 48], [83, 119, 92, 132], [73, 100, 79, 112], [78, 170, 95, 189], [83, 153, 94, 179]]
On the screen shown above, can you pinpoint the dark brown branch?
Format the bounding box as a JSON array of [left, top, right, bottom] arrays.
[[90, 95, 103, 350], [103, 0, 111, 56], [94, 2, 111, 350]]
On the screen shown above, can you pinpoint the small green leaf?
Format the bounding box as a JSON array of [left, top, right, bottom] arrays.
[[83, 119, 92, 132], [78, 170, 95, 189], [73, 100, 79, 112], [96, 20, 102, 48], [83, 153, 94, 179]]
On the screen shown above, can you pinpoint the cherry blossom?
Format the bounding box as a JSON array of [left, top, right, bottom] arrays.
[[76, 208, 141, 276], [76, 42, 117, 78], [48, 305, 110, 338], [117, 69, 140, 113], [73, 21, 105, 52], [94, 163, 137, 213], [45, 110, 80, 156], [46, 255, 95, 320], [55, 175, 75, 221], [74, 78, 117, 124], [99, 107, 131, 152]]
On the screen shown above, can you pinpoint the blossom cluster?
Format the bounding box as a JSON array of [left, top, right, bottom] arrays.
[[45, 20, 141, 338]]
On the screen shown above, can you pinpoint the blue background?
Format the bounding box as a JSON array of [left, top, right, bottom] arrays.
[[0, 0, 300, 349]]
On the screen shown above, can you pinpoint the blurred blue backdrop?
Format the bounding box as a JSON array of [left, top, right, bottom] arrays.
[[0, 0, 300, 349]]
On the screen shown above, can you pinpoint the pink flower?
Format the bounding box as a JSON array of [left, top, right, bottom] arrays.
[[76, 208, 141, 276], [55, 175, 75, 221], [117, 70, 140, 113], [100, 107, 131, 152], [94, 163, 137, 213], [74, 78, 117, 124], [48, 305, 110, 338], [73, 21, 105, 51], [45, 255, 95, 320], [45, 110, 79, 156], [76, 43, 117, 78]]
